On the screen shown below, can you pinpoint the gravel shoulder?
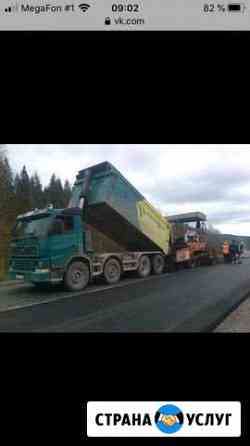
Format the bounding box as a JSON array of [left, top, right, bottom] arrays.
[[214, 296, 250, 332]]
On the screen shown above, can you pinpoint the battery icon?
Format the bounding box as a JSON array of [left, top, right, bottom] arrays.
[[227, 3, 243, 11]]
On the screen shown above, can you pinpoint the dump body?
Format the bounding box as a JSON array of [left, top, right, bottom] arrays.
[[69, 162, 172, 255], [86, 223, 126, 253]]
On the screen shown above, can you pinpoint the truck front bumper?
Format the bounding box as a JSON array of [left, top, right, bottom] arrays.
[[8, 269, 62, 284]]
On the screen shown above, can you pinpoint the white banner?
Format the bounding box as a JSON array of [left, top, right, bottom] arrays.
[[87, 401, 241, 437], [0, 0, 249, 30]]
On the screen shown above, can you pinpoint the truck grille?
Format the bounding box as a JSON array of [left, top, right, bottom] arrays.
[[12, 258, 37, 272], [12, 246, 38, 256]]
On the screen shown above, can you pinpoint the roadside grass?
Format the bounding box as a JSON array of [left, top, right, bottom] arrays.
[[0, 249, 9, 282], [0, 259, 6, 281]]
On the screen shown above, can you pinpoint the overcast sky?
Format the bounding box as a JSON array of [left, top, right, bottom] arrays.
[[6, 144, 250, 236]]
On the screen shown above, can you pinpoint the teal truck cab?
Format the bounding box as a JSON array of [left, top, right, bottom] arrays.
[[9, 206, 91, 289], [9, 162, 172, 291]]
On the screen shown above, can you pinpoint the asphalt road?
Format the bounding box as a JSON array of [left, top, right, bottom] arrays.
[[0, 259, 250, 332]]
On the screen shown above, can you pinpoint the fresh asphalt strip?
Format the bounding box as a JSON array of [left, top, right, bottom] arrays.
[[0, 272, 172, 314], [1, 266, 250, 332], [172, 287, 250, 332]]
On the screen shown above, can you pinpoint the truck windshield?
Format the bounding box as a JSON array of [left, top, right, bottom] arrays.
[[12, 215, 52, 238]]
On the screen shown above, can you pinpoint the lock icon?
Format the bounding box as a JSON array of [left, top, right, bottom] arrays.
[[105, 17, 111, 25]]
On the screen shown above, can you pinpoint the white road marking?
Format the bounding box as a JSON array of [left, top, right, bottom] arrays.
[[0, 273, 172, 314]]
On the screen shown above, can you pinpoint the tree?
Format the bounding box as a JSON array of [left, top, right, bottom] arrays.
[[0, 155, 15, 220], [0, 148, 16, 280], [63, 180, 72, 207], [44, 174, 66, 208], [14, 165, 32, 214], [30, 172, 45, 209]]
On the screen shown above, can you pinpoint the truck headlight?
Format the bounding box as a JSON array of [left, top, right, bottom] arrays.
[[36, 260, 49, 273], [38, 260, 49, 268], [35, 268, 49, 274]]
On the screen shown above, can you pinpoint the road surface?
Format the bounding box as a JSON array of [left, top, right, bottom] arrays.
[[0, 259, 250, 332]]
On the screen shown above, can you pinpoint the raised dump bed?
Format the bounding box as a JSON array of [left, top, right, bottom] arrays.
[[69, 161, 172, 254], [86, 223, 126, 253]]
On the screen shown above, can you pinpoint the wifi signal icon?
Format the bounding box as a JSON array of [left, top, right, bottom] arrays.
[[78, 3, 91, 12]]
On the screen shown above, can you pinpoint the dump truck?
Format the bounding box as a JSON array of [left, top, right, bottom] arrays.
[[9, 162, 173, 291], [8, 161, 218, 291]]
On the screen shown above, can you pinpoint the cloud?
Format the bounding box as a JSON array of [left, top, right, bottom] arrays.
[[208, 208, 250, 224], [142, 164, 250, 205]]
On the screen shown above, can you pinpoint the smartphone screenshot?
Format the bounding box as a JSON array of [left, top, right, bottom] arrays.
[[0, 0, 249, 30]]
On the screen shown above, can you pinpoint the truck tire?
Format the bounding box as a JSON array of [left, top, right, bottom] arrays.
[[64, 261, 90, 291], [166, 256, 177, 273], [103, 258, 121, 285], [137, 255, 151, 278], [184, 258, 196, 269], [152, 254, 165, 275], [209, 257, 217, 266]]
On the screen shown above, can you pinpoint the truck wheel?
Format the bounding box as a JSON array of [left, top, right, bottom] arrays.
[[195, 258, 201, 267], [152, 254, 165, 275], [137, 255, 151, 278], [166, 257, 177, 273], [103, 258, 121, 284], [184, 258, 196, 269], [64, 261, 90, 291]]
